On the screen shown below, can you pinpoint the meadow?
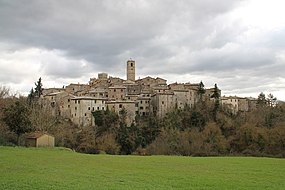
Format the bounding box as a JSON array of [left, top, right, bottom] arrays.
[[0, 146, 284, 190]]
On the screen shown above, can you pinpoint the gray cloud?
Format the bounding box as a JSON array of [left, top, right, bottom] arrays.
[[0, 0, 284, 100]]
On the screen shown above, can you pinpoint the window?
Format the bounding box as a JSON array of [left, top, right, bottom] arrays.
[[75, 113, 76, 116], [97, 107, 100, 110], [68, 105, 70, 108], [88, 107, 90, 110], [131, 62, 133, 67], [85, 113, 87, 116], [92, 107, 94, 111], [78, 100, 80, 104], [94, 100, 97, 103], [121, 89, 123, 92], [102, 107, 104, 110], [140, 107, 143, 110], [162, 101, 164, 104], [119, 104, 122, 108], [114, 89, 116, 92], [68, 99, 70, 102], [75, 100, 77, 104], [75, 107, 77, 110], [140, 101, 143, 104]]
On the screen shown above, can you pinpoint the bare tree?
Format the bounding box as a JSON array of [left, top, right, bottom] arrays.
[[0, 86, 10, 99]]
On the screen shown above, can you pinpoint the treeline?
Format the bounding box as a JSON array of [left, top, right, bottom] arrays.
[[89, 98, 285, 157], [1, 84, 285, 157]]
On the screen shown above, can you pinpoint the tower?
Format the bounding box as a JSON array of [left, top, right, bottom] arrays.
[[127, 59, 135, 81]]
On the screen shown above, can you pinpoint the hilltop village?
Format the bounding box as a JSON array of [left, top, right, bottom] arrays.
[[42, 60, 258, 127]]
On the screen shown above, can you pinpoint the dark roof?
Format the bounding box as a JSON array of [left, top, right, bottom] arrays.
[[26, 132, 53, 139]]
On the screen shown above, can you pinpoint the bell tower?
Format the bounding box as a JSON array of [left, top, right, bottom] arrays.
[[127, 59, 135, 81]]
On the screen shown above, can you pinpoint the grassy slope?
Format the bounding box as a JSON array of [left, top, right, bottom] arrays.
[[0, 147, 284, 190]]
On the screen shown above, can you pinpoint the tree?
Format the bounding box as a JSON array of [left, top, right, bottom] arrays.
[[267, 93, 277, 107], [197, 81, 205, 102], [0, 86, 10, 99], [190, 111, 206, 131], [27, 88, 35, 105], [34, 77, 43, 98], [257, 92, 267, 108], [211, 84, 220, 121], [3, 101, 32, 145]]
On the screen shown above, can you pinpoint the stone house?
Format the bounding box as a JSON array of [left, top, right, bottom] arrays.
[[238, 97, 249, 112], [26, 132, 55, 147], [108, 85, 127, 100], [151, 92, 175, 118], [65, 83, 90, 95], [221, 96, 240, 114], [70, 96, 107, 127], [106, 100, 137, 125], [88, 88, 108, 98], [247, 97, 258, 111], [43, 91, 75, 119], [137, 96, 151, 116]]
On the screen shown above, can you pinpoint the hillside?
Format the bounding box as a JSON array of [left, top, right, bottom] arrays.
[[0, 146, 285, 189]]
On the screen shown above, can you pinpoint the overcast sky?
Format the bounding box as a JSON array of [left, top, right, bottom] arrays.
[[0, 0, 285, 100]]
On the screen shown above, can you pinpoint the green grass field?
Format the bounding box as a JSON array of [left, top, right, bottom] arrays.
[[0, 147, 284, 190]]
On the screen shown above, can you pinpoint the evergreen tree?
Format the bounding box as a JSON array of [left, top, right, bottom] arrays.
[[211, 84, 220, 121], [34, 77, 43, 98], [257, 92, 267, 108], [267, 93, 277, 107], [197, 81, 205, 102], [27, 88, 35, 105]]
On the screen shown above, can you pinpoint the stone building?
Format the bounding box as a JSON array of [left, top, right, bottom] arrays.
[[106, 100, 137, 125], [247, 97, 258, 111], [137, 95, 151, 116], [65, 83, 90, 95], [127, 59, 136, 81], [221, 96, 239, 114], [108, 86, 127, 100], [42, 59, 233, 126], [70, 96, 107, 127], [151, 92, 175, 118], [43, 91, 75, 118], [238, 97, 249, 112]]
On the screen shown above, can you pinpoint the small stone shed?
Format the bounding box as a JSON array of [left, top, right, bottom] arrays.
[[26, 132, 55, 147]]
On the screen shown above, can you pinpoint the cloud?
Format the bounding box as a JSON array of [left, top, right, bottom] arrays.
[[0, 0, 284, 100]]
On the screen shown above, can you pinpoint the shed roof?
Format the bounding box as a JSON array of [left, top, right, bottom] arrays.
[[26, 132, 53, 139]]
